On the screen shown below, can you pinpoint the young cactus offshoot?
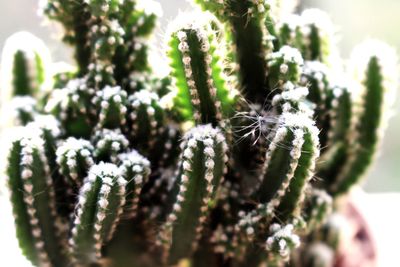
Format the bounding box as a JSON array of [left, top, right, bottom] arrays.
[[3, 1, 398, 267]]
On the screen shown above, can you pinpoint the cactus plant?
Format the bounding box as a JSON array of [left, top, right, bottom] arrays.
[[2, 0, 398, 267]]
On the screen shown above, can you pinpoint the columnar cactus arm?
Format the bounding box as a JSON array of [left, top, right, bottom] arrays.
[[70, 163, 127, 265], [125, 90, 166, 154], [118, 150, 151, 218], [302, 188, 333, 231], [160, 125, 228, 264], [92, 128, 129, 162], [12, 50, 43, 96], [1, 32, 50, 97], [299, 61, 331, 147], [45, 78, 95, 138], [167, 15, 234, 125], [254, 113, 313, 205], [93, 85, 128, 129], [27, 115, 75, 217], [300, 9, 336, 63], [6, 133, 40, 266], [267, 45, 304, 88], [278, 10, 336, 64], [41, 0, 92, 74], [113, 1, 161, 83], [56, 137, 95, 188], [276, 123, 320, 221], [317, 85, 352, 187], [330, 41, 398, 195], [196, 0, 272, 103], [6, 131, 68, 267]]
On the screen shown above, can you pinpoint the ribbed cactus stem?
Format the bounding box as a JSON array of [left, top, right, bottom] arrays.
[[41, 0, 92, 74], [303, 189, 333, 230], [70, 163, 127, 265], [1, 32, 50, 97], [265, 223, 300, 261], [94, 85, 128, 129], [87, 62, 116, 90], [90, 18, 125, 61], [255, 112, 314, 207], [56, 137, 95, 188], [6, 129, 67, 267], [160, 125, 228, 264], [317, 84, 352, 187], [300, 9, 336, 63], [300, 61, 331, 147], [93, 128, 129, 162], [118, 150, 151, 218], [26, 115, 73, 218], [278, 9, 336, 64], [276, 121, 320, 221], [125, 90, 165, 152], [46, 78, 95, 138], [168, 15, 233, 125], [330, 41, 398, 195], [197, 0, 273, 103], [267, 45, 304, 87]]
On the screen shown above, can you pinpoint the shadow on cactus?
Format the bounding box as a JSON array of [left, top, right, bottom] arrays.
[[2, 0, 398, 267]]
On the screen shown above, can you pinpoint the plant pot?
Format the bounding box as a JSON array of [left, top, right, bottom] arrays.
[[334, 193, 377, 267]]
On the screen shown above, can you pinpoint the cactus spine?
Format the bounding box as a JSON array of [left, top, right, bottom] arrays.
[[3, 0, 398, 267]]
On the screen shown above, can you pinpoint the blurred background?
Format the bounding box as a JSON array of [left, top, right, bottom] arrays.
[[1, 0, 399, 193]]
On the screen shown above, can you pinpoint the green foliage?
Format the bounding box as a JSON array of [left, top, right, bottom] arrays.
[[3, 1, 398, 267]]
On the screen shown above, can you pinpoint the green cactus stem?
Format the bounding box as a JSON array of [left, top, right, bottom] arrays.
[[160, 125, 228, 264], [56, 137, 95, 188], [70, 163, 127, 265], [329, 41, 398, 195], [118, 150, 151, 218], [6, 129, 67, 267], [167, 14, 235, 126]]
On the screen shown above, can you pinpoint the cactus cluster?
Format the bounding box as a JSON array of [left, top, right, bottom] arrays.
[[2, 0, 398, 267]]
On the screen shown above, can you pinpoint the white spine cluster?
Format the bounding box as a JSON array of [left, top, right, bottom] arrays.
[[27, 114, 61, 138], [94, 85, 128, 127], [87, 62, 115, 89], [90, 18, 125, 58], [268, 45, 304, 80], [237, 203, 275, 242], [56, 137, 94, 186], [9, 96, 37, 124], [266, 223, 300, 260], [93, 128, 129, 162], [45, 78, 93, 121]]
